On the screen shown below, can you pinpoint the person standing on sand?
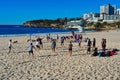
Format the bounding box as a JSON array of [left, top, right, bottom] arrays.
[[68, 41, 73, 56], [101, 38, 106, 52], [28, 43, 36, 58], [51, 39, 56, 53], [87, 39, 91, 54], [61, 36, 65, 47], [93, 38, 96, 49], [8, 39, 13, 54]]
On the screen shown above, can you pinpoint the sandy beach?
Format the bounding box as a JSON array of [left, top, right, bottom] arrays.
[[0, 30, 120, 80]]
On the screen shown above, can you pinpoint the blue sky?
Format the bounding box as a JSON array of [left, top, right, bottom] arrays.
[[0, 0, 119, 25]]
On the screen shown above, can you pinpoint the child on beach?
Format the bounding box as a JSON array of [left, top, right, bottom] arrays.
[[28, 43, 36, 58], [8, 39, 13, 54], [51, 39, 56, 53], [68, 41, 73, 56]]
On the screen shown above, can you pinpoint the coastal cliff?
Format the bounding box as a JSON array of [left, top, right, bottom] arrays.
[[23, 19, 66, 28]]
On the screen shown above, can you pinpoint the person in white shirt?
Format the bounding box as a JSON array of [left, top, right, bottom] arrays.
[[8, 39, 13, 54], [28, 43, 36, 58], [35, 40, 40, 50]]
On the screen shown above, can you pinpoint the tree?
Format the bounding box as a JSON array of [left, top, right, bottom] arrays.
[[87, 22, 94, 27], [94, 22, 102, 30], [115, 21, 120, 28]]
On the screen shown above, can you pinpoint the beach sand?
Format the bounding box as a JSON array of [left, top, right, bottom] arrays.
[[0, 30, 120, 80]]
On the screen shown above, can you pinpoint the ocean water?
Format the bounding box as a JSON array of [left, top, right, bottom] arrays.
[[0, 25, 76, 36], [0, 25, 95, 37]]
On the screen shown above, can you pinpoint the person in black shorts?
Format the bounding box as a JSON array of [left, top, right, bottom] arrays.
[[68, 41, 73, 56], [28, 43, 36, 58]]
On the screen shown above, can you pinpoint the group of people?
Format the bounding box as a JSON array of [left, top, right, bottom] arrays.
[[85, 38, 96, 54], [29, 35, 74, 57], [85, 37, 107, 55], [8, 31, 117, 58], [7, 33, 75, 57]]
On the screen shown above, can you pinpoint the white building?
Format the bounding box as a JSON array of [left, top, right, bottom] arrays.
[[83, 4, 120, 23], [100, 4, 120, 22], [83, 12, 100, 22], [117, 9, 120, 15], [100, 4, 116, 15], [102, 15, 120, 23]]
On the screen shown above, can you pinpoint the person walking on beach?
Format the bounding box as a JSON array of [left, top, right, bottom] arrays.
[[28, 43, 36, 58], [51, 39, 56, 53], [8, 39, 13, 54], [68, 41, 73, 56], [87, 39, 91, 54]]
